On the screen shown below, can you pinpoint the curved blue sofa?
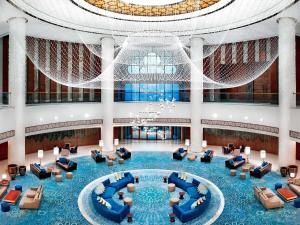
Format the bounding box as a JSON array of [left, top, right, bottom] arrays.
[[92, 172, 134, 223], [168, 172, 211, 223]]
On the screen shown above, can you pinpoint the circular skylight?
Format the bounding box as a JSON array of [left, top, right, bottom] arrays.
[[120, 0, 184, 6]]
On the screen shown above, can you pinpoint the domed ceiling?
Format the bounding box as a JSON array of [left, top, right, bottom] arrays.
[[83, 0, 221, 17]]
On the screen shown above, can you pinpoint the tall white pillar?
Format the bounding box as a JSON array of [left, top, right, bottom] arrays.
[[101, 37, 114, 152], [8, 17, 27, 165], [190, 37, 204, 152], [278, 17, 297, 167], [0, 37, 3, 104]]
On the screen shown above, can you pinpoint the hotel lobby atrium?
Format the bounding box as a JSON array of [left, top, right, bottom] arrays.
[[0, 0, 300, 224]]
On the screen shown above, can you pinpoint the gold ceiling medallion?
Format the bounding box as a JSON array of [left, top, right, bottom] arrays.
[[84, 0, 220, 17]]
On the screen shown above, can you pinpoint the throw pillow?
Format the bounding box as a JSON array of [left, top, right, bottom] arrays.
[[261, 161, 268, 167], [254, 166, 261, 172], [236, 155, 243, 161], [197, 184, 208, 195], [265, 193, 274, 198], [109, 176, 116, 184], [105, 201, 112, 209], [186, 176, 193, 183], [229, 159, 235, 165], [179, 148, 184, 153], [95, 183, 105, 195], [59, 157, 67, 164], [191, 200, 198, 209], [26, 190, 36, 198]]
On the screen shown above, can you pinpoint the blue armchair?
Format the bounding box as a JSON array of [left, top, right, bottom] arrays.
[[173, 148, 187, 160], [225, 155, 245, 169], [116, 147, 131, 159], [201, 150, 214, 163]]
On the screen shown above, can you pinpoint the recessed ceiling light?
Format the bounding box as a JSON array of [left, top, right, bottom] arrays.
[[54, 116, 58, 120], [70, 114, 74, 118], [85, 113, 90, 118], [244, 116, 248, 120], [259, 118, 264, 122], [229, 115, 233, 119], [212, 113, 218, 119], [39, 118, 43, 122]]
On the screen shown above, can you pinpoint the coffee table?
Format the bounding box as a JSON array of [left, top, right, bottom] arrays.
[[277, 188, 297, 202]]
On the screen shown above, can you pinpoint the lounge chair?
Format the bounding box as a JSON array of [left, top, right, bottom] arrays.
[[91, 150, 106, 163], [225, 155, 246, 169], [70, 146, 78, 154], [116, 147, 131, 159], [19, 185, 43, 209], [254, 186, 284, 209], [173, 148, 187, 160], [30, 163, 51, 179], [250, 162, 272, 178], [201, 150, 214, 162], [56, 157, 77, 172], [288, 178, 300, 196]]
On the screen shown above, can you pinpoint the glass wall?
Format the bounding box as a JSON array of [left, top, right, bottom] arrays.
[[123, 126, 182, 140]]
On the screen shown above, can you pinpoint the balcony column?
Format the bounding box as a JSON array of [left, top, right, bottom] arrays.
[[190, 37, 204, 152], [101, 36, 114, 152], [7, 17, 27, 165], [0, 37, 3, 104], [278, 17, 297, 167]]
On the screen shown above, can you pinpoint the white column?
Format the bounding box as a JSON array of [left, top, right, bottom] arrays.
[[278, 17, 297, 167], [190, 37, 204, 152], [101, 37, 114, 152], [8, 17, 27, 165], [0, 37, 3, 104]]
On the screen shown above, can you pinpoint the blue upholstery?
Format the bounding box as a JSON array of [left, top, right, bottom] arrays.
[[235, 155, 243, 161], [1, 202, 10, 212], [92, 172, 134, 223], [15, 185, 22, 192], [116, 147, 131, 159], [225, 156, 246, 169], [172, 184, 211, 223], [59, 157, 67, 164], [294, 198, 300, 208], [168, 172, 193, 191], [275, 183, 282, 190], [250, 162, 272, 178], [262, 161, 268, 167]]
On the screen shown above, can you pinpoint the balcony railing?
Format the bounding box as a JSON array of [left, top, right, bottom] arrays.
[[203, 92, 279, 105], [26, 92, 101, 104]]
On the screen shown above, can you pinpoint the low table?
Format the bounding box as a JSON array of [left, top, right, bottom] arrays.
[[127, 183, 135, 192], [118, 191, 124, 200], [51, 168, 61, 176], [277, 188, 297, 202], [163, 176, 168, 183], [135, 176, 139, 183], [127, 213, 133, 223], [168, 183, 176, 192], [169, 213, 176, 223], [124, 197, 133, 207], [169, 197, 179, 207], [179, 191, 185, 200]]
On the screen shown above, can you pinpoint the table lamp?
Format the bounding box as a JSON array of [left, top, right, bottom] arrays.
[[202, 140, 207, 151], [114, 139, 119, 151]]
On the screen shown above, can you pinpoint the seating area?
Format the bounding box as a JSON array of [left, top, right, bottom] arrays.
[[288, 178, 300, 195], [173, 148, 187, 160], [56, 157, 78, 172], [91, 172, 134, 223], [250, 162, 272, 178], [168, 172, 211, 223], [225, 155, 246, 169], [116, 147, 131, 159], [91, 150, 106, 163]]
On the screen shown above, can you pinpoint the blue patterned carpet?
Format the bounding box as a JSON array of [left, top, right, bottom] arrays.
[[1, 152, 300, 225]]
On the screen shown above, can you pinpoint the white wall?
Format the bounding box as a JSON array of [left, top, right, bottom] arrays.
[[0, 107, 15, 133]]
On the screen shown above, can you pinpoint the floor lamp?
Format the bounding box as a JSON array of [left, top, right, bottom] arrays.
[[38, 150, 44, 165], [185, 139, 190, 153], [99, 140, 104, 153], [202, 140, 207, 152], [245, 147, 251, 164]]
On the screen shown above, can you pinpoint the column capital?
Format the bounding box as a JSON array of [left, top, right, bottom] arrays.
[[276, 17, 297, 24], [7, 17, 28, 24], [100, 36, 115, 45]]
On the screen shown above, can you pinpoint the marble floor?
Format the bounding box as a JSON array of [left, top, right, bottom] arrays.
[[1, 140, 300, 178]]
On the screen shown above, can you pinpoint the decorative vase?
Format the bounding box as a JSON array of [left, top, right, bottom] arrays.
[[19, 166, 26, 176], [280, 167, 288, 177]]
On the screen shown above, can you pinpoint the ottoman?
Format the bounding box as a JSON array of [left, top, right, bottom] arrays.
[[108, 155, 117, 161], [107, 160, 113, 166], [275, 183, 283, 191], [127, 183, 135, 192], [51, 169, 61, 176], [66, 172, 73, 179], [240, 173, 246, 180], [230, 170, 236, 176], [15, 185, 22, 192], [168, 183, 176, 192], [294, 198, 300, 208], [124, 197, 133, 207], [118, 158, 124, 164], [55, 175, 63, 182], [188, 154, 196, 161], [1, 202, 10, 212]]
